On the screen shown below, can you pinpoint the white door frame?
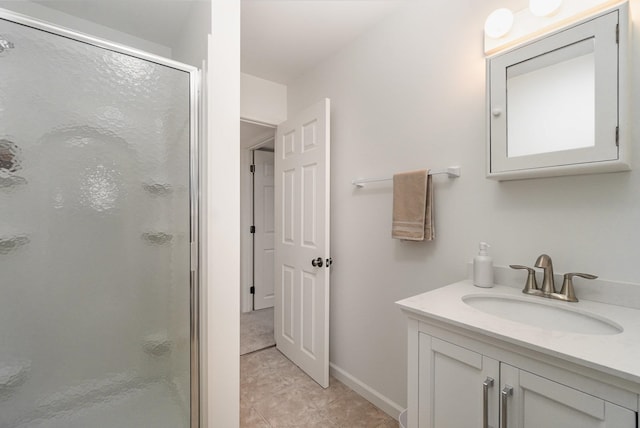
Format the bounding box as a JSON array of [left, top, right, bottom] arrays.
[[240, 118, 276, 313], [253, 149, 276, 310]]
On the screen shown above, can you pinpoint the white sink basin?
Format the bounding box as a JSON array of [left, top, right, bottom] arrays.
[[462, 294, 623, 335]]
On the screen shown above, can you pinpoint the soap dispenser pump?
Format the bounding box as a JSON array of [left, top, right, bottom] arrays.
[[473, 242, 494, 288]]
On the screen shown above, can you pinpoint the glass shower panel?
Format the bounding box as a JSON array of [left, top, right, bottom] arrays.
[[0, 17, 192, 428]]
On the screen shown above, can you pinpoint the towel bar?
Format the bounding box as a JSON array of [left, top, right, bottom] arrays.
[[352, 166, 461, 188]]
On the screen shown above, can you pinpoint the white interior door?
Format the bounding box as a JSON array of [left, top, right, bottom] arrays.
[[274, 98, 330, 388], [253, 149, 275, 310]]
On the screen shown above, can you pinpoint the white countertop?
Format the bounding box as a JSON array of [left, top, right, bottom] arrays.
[[396, 280, 640, 385]]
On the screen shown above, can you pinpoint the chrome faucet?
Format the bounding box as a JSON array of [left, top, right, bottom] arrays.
[[534, 254, 555, 294], [510, 254, 598, 302]]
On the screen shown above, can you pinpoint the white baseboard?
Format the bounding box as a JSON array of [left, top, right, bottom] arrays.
[[329, 362, 404, 421]]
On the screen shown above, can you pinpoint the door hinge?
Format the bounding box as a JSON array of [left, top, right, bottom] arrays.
[[250, 286, 255, 294], [250, 225, 256, 234], [250, 164, 255, 173], [616, 126, 620, 146], [616, 24, 619, 44]]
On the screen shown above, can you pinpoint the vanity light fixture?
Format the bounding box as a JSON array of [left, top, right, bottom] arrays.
[[484, 8, 514, 39], [484, 0, 624, 55], [529, 0, 563, 17]]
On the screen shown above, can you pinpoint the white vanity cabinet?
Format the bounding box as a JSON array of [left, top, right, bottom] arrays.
[[414, 329, 636, 428], [399, 282, 640, 428]]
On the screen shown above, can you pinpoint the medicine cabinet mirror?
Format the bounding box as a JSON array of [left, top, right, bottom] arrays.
[[486, 3, 630, 181]]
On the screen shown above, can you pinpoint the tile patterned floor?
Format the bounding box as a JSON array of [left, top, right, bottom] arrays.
[[240, 347, 398, 428], [240, 308, 276, 355]]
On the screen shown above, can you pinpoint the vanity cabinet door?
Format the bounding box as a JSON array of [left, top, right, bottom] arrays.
[[500, 364, 635, 428], [418, 334, 500, 428]]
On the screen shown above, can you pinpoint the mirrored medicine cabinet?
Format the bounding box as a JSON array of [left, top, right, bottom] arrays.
[[486, 2, 630, 181]]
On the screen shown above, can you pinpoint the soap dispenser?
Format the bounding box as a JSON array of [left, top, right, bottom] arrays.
[[473, 242, 494, 288]]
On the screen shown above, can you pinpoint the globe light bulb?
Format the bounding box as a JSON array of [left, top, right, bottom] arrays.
[[484, 8, 515, 39]]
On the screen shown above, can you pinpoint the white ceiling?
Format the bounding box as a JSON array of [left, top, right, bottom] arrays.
[[241, 0, 405, 84], [29, 1, 406, 85], [241, 121, 275, 149]]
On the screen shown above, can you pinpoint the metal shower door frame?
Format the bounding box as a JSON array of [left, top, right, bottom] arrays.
[[0, 8, 201, 428]]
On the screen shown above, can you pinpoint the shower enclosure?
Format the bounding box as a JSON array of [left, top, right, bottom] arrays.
[[0, 10, 199, 428]]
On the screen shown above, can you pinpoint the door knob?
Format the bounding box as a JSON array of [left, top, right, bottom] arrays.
[[326, 258, 333, 267], [311, 257, 323, 267]]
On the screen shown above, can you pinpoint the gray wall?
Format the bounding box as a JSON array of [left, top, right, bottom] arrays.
[[287, 0, 640, 408]]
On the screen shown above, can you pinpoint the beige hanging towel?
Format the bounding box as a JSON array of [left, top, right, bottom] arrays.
[[392, 169, 434, 241]]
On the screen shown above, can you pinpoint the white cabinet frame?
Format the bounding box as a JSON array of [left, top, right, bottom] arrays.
[[486, 3, 631, 181]]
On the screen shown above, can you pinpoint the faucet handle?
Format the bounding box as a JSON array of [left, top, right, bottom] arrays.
[[559, 272, 598, 302], [509, 265, 539, 295]]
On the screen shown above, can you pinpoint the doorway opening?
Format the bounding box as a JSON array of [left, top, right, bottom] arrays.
[[240, 120, 276, 355]]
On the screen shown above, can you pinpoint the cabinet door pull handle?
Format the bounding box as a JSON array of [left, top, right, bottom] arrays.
[[501, 385, 513, 428], [483, 377, 494, 428]]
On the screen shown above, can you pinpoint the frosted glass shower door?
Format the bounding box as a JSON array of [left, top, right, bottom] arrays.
[[0, 14, 196, 428]]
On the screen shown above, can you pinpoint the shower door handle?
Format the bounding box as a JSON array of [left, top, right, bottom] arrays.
[[311, 257, 324, 267]]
